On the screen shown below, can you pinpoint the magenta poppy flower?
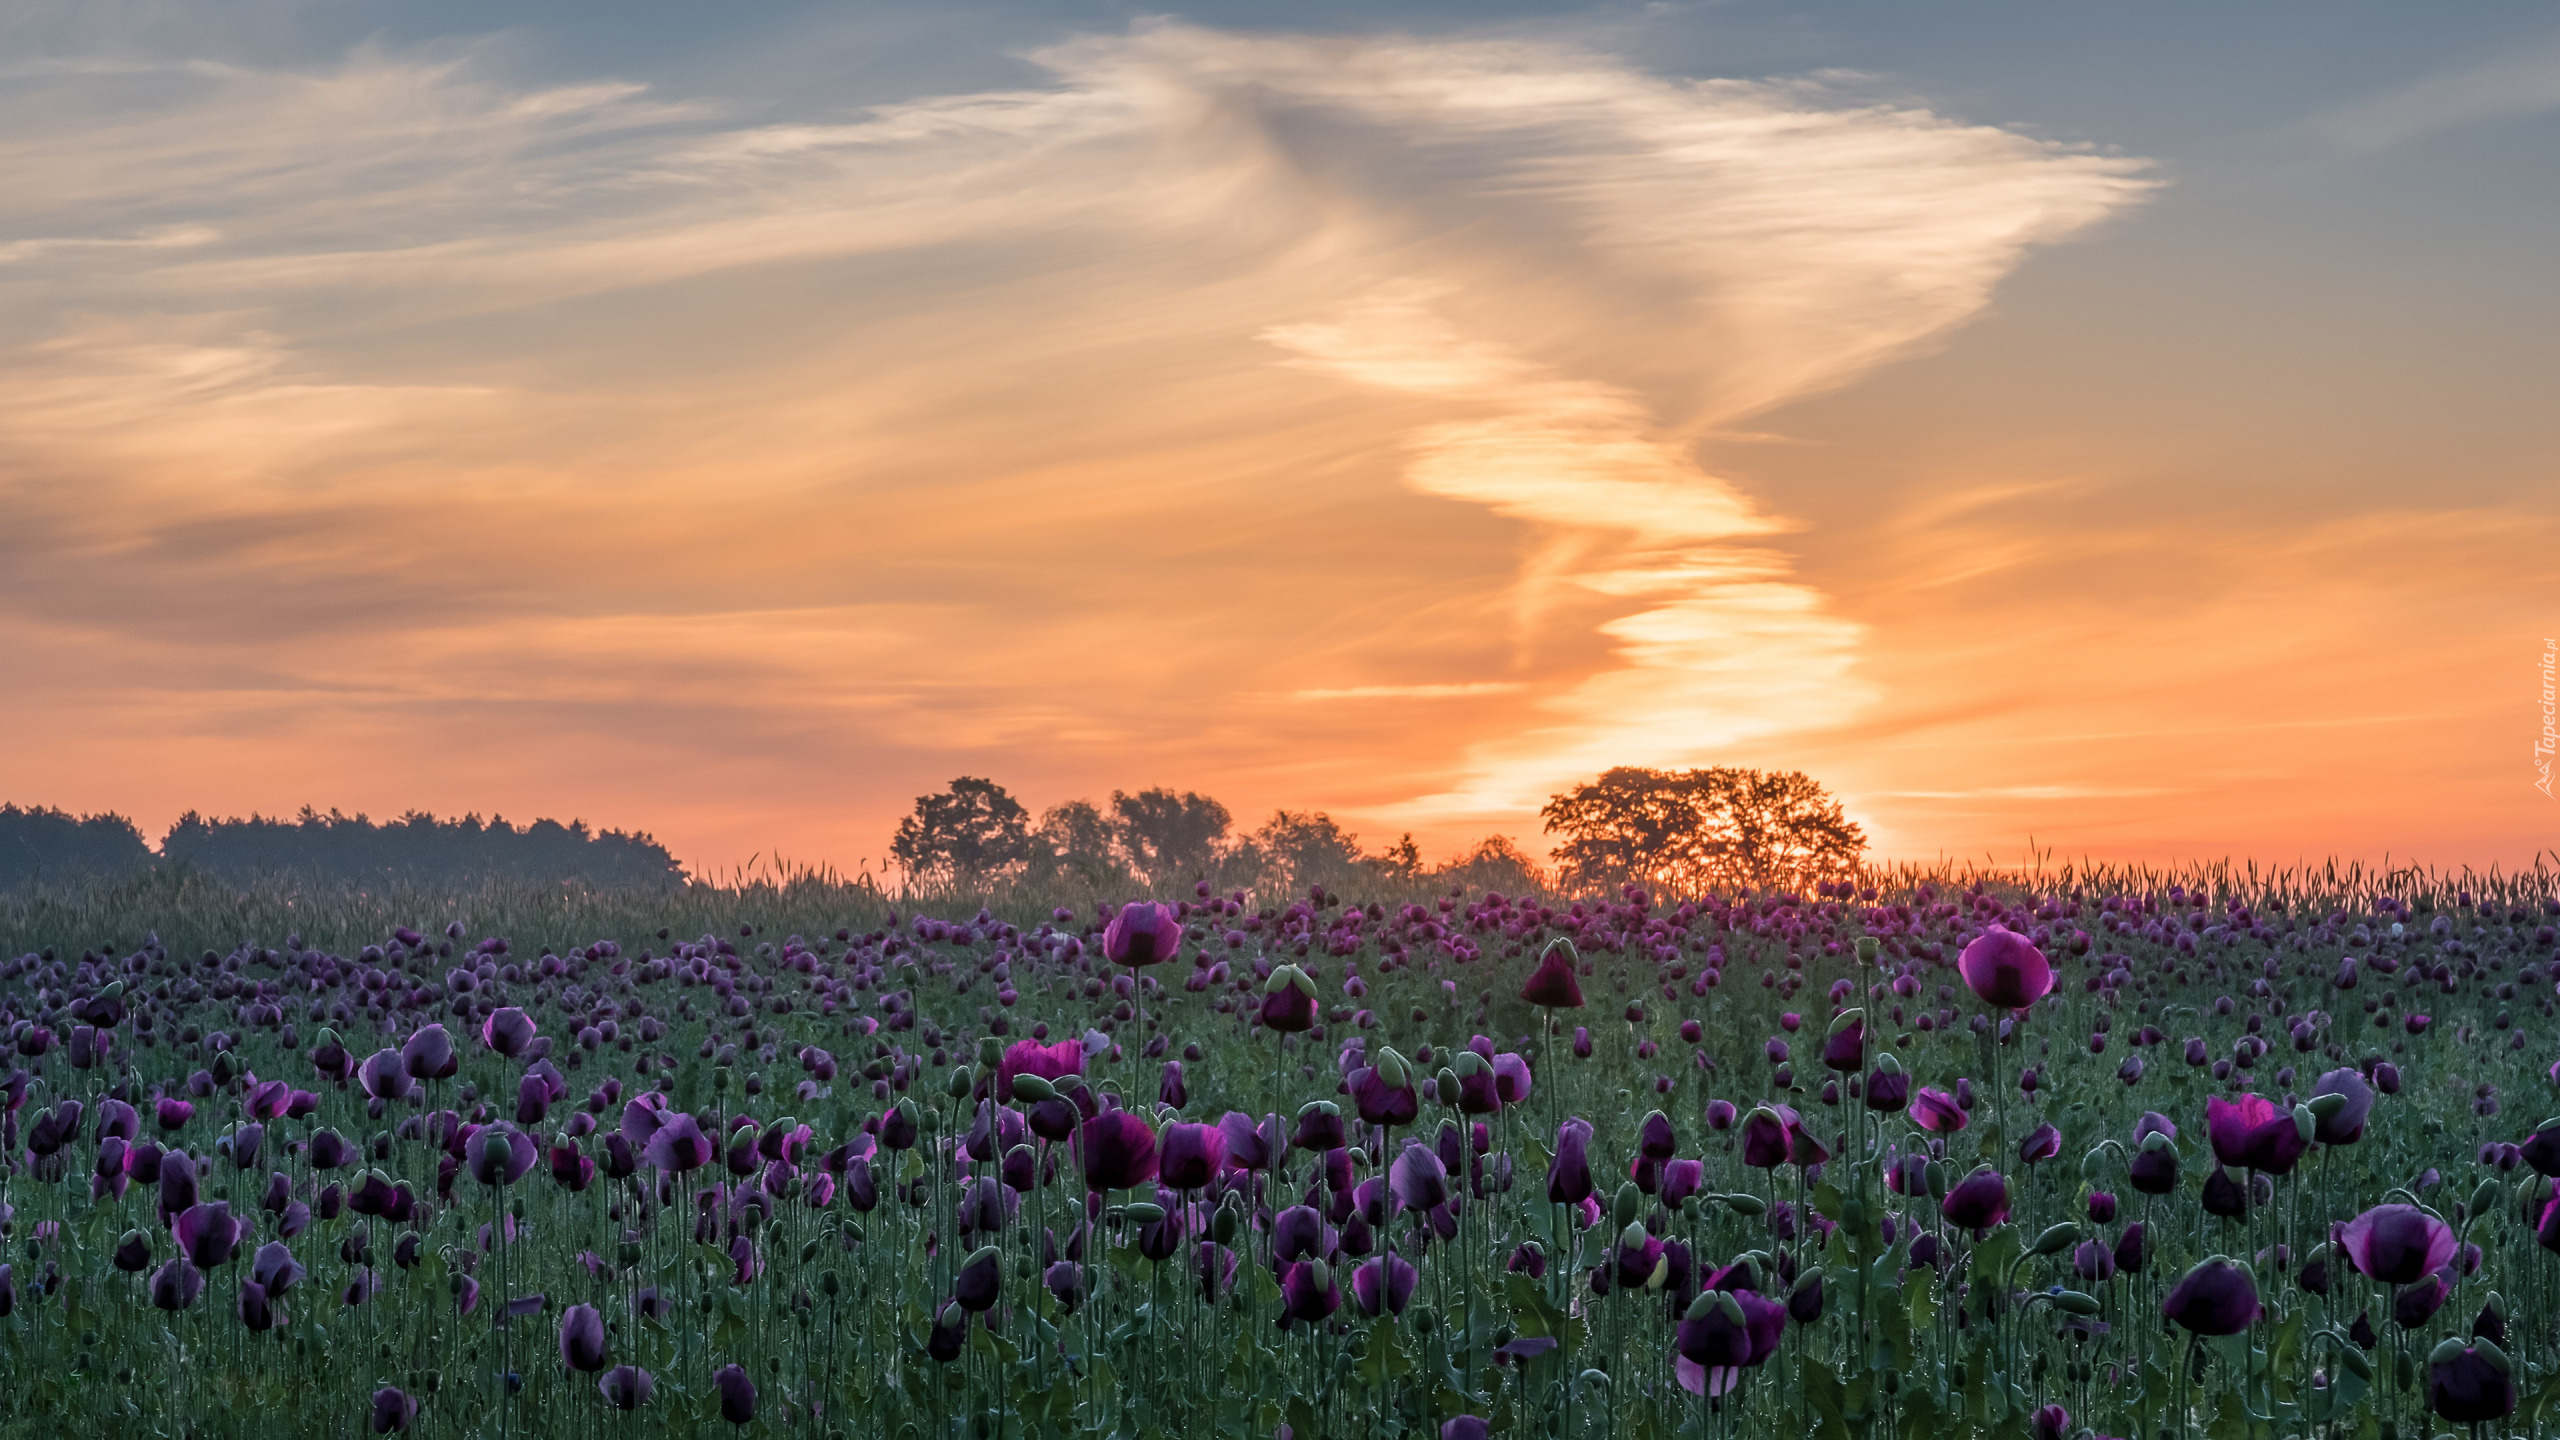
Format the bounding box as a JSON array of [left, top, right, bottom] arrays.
[[1348, 1066, 1418, 1128], [155, 1098, 195, 1132], [1865, 1068, 1910, 1112], [1261, 971, 1318, 1033], [1216, 1110, 1274, 1171], [1821, 1015, 1864, 1073], [1662, 1158, 1704, 1210], [1740, 1107, 1793, 1169], [1492, 1053, 1533, 1105], [2019, 1123, 2062, 1165], [1281, 1259, 1341, 1323], [1520, 943, 1585, 1010], [1957, 929, 2053, 1010], [1102, 902, 1182, 967], [1910, 1087, 1967, 1134], [1703, 1099, 1737, 1131], [2339, 1204, 2455, 1286]]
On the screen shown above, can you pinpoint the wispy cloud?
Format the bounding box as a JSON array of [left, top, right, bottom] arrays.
[[2309, 31, 2560, 149], [0, 22, 2150, 866]]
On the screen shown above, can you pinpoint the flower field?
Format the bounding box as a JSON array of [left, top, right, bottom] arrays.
[[3, 864, 2558, 1439]]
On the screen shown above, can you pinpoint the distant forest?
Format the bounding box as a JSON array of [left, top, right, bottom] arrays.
[[0, 803, 684, 888]]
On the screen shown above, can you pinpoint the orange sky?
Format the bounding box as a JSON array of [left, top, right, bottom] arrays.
[[1, 17, 2553, 879]]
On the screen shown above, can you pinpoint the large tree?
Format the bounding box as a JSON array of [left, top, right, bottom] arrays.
[[1109, 787, 1232, 888], [890, 777, 1033, 888], [1540, 766, 1863, 894]]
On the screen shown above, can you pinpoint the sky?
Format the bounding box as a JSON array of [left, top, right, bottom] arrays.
[[1, 1, 2553, 881]]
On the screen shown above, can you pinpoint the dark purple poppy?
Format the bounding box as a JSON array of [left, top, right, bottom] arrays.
[[559, 1302, 607, 1371], [2019, 1123, 2062, 1165], [1079, 1110, 1158, 1192], [1548, 1118, 1594, 1204], [370, 1387, 416, 1434], [1280, 1259, 1340, 1322], [996, 1039, 1084, 1101], [2087, 1191, 2118, 1224], [2310, 1068, 2374, 1146], [1957, 929, 2052, 1010], [150, 1257, 204, 1311], [714, 1364, 756, 1425], [114, 1229, 153, 1273], [2115, 1222, 2147, 1274], [1352, 1252, 1419, 1316], [2201, 1165, 2247, 1218], [1103, 902, 1182, 967], [482, 1007, 537, 1058], [641, 1114, 714, 1174], [358, 1049, 411, 1102], [252, 1240, 304, 1294], [954, 1245, 1002, 1312], [1910, 1087, 1967, 1134], [2129, 1136, 2179, 1196], [401, 1024, 457, 1081], [1349, 1064, 1419, 1128], [598, 1366, 653, 1411], [467, 1125, 537, 1187], [1442, 1418, 1490, 1440], [1261, 969, 1318, 1033], [1821, 1013, 1864, 1073], [1940, 1167, 2009, 1231], [1520, 942, 1585, 1010], [1157, 1122, 1224, 1191], [1662, 1158, 1704, 1210], [1390, 1142, 1450, 1214], [156, 1098, 195, 1132], [2030, 1403, 2069, 1440], [2163, 1258, 2261, 1335], [2339, 1204, 2454, 1286], [2430, 1344, 2517, 1423], [174, 1201, 243, 1269], [1740, 1107, 1793, 1169], [1864, 1067, 1910, 1112]]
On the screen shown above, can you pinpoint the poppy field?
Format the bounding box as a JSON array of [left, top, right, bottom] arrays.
[[4, 867, 2559, 1440]]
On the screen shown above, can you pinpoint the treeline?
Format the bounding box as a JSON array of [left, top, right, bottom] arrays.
[[0, 804, 684, 889], [889, 766, 1867, 901], [889, 779, 1549, 899]]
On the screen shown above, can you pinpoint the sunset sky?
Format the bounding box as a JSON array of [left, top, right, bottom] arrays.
[[2, 1, 2553, 880]]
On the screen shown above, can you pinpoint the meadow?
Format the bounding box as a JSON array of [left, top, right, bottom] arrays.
[[2, 857, 2556, 1440]]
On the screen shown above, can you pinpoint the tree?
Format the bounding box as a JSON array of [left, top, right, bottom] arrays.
[[1540, 766, 1863, 894], [1109, 788, 1232, 889], [1432, 835, 1548, 896], [1370, 833, 1424, 882], [891, 777, 1032, 887], [1242, 810, 1367, 896], [0, 804, 152, 887], [1024, 800, 1131, 889]]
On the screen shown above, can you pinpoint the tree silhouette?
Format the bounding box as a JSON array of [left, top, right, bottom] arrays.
[[1108, 787, 1231, 888], [1541, 766, 1863, 894], [0, 804, 152, 886], [891, 778, 1033, 887]]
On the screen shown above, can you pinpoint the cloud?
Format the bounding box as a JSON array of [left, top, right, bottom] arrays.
[[2310, 31, 2560, 149], [0, 22, 2151, 867]]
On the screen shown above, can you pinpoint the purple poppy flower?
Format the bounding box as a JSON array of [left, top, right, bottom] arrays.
[[252, 1240, 304, 1294], [559, 1302, 606, 1371], [1821, 1015, 1864, 1073], [467, 1125, 537, 1187], [1391, 1142, 1450, 1214], [1910, 1087, 1967, 1134], [156, 1098, 195, 1132], [1349, 1065, 1419, 1128], [641, 1114, 713, 1174], [1280, 1259, 1340, 1322], [358, 1049, 411, 1102], [1352, 1252, 1418, 1316], [1662, 1157, 1705, 1210], [2019, 1123, 2062, 1165], [401, 1024, 457, 1081], [1492, 1053, 1534, 1105], [2339, 1204, 2455, 1286], [1156, 1122, 1224, 1191], [2395, 1274, 2448, 1329], [482, 1007, 537, 1058], [1547, 1118, 1594, 1204], [1102, 902, 1181, 967], [1864, 1067, 1910, 1112], [2163, 1258, 2261, 1335], [150, 1257, 204, 1311], [1078, 1110, 1158, 1192], [1261, 970, 1319, 1033], [1941, 1167, 2009, 1230], [2310, 1068, 2374, 1145], [598, 1366, 653, 1411], [370, 1387, 416, 1434], [2429, 1345, 2517, 1423], [1520, 943, 1585, 1009], [174, 1201, 243, 1269], [1957, 929, 2053, 1010]]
